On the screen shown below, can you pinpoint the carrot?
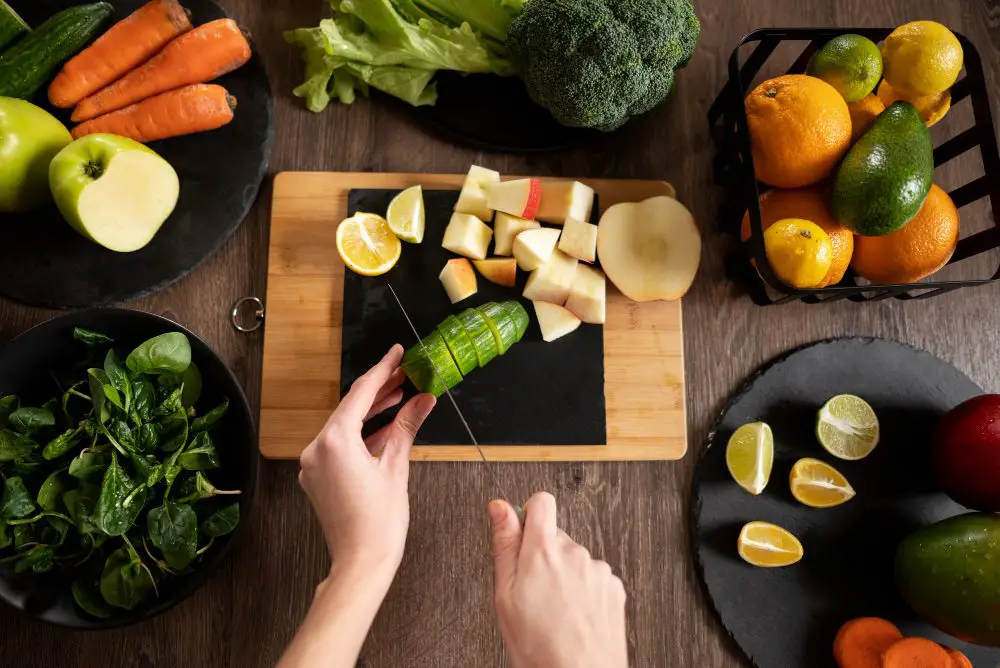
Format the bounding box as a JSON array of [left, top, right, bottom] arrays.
[[71, 18, 250, 122], [942, 646, 973, 668], [833, 618, 903, 668], [881, 637, 952, 668], [49, 0, 193, 108], [71, 84, 235, 143]]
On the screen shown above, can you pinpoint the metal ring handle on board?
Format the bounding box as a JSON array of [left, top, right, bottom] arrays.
[[231, 296, 265, 333]]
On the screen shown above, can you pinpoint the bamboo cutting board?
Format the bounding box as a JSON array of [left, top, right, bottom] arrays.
[[260, 172, 687, 461]]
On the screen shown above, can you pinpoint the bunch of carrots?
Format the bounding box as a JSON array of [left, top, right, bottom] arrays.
[[835, 618, 972, 668], [48, 0, 251, 143]]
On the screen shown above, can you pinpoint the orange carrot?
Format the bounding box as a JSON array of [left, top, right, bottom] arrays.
[[881, 637, 951, 668], [71, 18, 250, 122], [71, 84, 235, 143], [49, 0, 193, 108], [833, 618, 903, 668], [943, 646, 973, 668]]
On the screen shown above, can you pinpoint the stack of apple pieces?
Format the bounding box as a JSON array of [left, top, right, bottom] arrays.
[[401, 301, 530, 397]]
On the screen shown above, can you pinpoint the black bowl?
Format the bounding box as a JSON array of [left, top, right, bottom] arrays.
[[0, 308, 258, 629]]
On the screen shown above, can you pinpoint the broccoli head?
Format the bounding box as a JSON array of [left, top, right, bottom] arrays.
[[506, 0, 700, 132]]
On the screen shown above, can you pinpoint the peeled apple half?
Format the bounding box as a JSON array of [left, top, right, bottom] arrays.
[[597, 196, 701, 302]]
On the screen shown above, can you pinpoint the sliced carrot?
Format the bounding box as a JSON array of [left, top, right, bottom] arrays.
[[943, 646, 973, 668], [49, 0, 192, 108], [833, 618, 903, 668], [71, 18, 250, 122], [71, 84, 235, 143], [881, 637, 951, 668]]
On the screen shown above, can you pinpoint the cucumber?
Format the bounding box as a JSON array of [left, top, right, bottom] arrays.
[[401, 331, 463, 398], [0, 2, 30, 53], [501, 301, 530, 342], [437, 315, 478, 376], [457, 308, 498, 367], [0, 2, 113, 99], [477, 303, 518, 354]]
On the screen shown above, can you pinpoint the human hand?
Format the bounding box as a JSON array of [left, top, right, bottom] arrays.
[[489, 492, 629, 668], [299, 344, 436, 580]]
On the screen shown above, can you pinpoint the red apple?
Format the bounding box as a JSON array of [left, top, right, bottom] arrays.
[[933, 394, 1000, 511]]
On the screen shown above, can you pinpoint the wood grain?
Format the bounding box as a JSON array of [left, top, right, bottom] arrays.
[[260, 172, 686, 461], [2, 1, 1000, 667]]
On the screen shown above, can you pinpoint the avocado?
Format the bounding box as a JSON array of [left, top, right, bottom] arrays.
[[831, 101, 933, 236], [896, 513, 1000, 646]]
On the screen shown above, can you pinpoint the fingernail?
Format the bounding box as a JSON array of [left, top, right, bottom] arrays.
[[418, 394, 437, 417], [488, 500, 506, 524]]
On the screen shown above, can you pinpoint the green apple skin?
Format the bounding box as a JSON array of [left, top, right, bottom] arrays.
[[0, 97, 73, 213]]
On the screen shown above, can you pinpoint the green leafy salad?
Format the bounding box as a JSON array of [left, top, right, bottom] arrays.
[[0, 328, 240, 618]]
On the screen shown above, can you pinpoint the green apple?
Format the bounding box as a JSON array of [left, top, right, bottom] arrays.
[[0, 97, 72, 213], [49, 134, 180, 253]]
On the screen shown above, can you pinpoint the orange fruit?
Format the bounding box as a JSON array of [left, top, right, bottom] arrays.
[[745, 74, 852, 188], [852, 184, 959, 284], [846, 94, 885, 142], [737, 521, 804, 568], [742, 187, 854, 287], [877, 80, 951, 127]]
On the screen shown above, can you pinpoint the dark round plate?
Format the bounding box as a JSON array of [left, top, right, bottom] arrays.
[[0, 308, 258, 629], [691, 337, 1000, 668], [3, 0, 273, 309]]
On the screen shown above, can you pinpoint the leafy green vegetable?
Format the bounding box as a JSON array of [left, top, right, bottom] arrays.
[[132, 377, 156, 423], [125, 333, 191, 376], [138, 423, 158, 452], [174, 472, 241, 503], [97, 452, 143, 536], [148, 503, 197, 570], [72, 577, 112, 618], [15, 546, 54, 574], [177, 433, 219, 471], [190, 398, 228, 434], [104, 350, 132, 414], [42, 427, 82, 460], [0, 395, 18, 426], [88, 368, 111, 425], [99, 545, 155, 610], [68, 452, 108, 482], [158, 409, 188, 453], [2, 477, 35, 519], [201, 503, 240, 538], [37, 471, 66, 511], [0, 429, 34, 462], [9, 407, 55, 433], [73, 328, 114, 347]]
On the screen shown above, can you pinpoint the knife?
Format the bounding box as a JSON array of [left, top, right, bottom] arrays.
[[386, 284, 524, 524]]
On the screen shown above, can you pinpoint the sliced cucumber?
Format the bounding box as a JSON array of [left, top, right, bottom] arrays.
[[478, 302, 518, 355], [501, 301, 530, 342], [437, 315, 478, 376], [401, 331, 463, 397], [457, 308, 498, 367]]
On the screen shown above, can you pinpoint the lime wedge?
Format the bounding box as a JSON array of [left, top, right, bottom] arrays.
[[816, 394, 879, 460], [726, 422, 773, 495], [387, 185, 425, 243]]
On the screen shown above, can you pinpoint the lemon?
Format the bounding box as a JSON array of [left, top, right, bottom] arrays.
[[806, 34, 883, 103], [737, 521, 804, 568], [789, 457, 856, 508], [816, 394, 880, 460], [726, 422, 774, 495], [336, 212, 401, 276], [387, 185, 425, 244], [882, 21, 963, 97], [764, 218, 834, 289], [877, 79, 951, 128]]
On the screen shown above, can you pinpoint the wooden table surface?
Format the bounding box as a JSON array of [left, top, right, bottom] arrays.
[[3, 0, 1000, 666]]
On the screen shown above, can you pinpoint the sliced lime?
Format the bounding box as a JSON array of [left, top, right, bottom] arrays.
[[726, 422, 774, 495], [816, 394, 879, 460], [387, 185, 425, 244]]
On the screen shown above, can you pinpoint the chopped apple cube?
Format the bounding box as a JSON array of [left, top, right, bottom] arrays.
[[473, 258, 517, 287], [442, 212, 493, 260], [565, 264, 606, 324], [533, 301, 581, 342], [558, 217, 598, 263], [536, 181, 594, 225], [494, 212, 540, 256], [522, 249, 578, 305], [513, 227, 560, 271], [454, 165, 500, 221], [439, 258, 478, 304], [487, 178, 542, 220]]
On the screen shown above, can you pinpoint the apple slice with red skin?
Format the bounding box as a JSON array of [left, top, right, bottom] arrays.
[[440, 258, 478, 304], [488, 178, 542, 220], [473, 258, 517, 287]]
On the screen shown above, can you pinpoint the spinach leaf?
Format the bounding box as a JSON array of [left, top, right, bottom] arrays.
[[158, 409, 188, 453], [112, 421, 136, 452], [177, 433, 220, 471], [160, 363, 202, 408], [13, 524, 34, 549], [37, 471, 66, 511], [190, 398, 229, 434], [132, 377, 156, 423], [201, 503, 240, 539], [126, 333, 191, 376], [104, 350, 132, 414], [99, 546, 155, 610], [42, 427, 82, 460], [1, 477, 35, 519], [147, 503, 197, 570], [174, 472, 241, 503], [73, 328, 114, 347], [102, 385, 123, 411], [0, 429, 34, 462], [0, 521, 9, 549], [63, 487, 99, 535], [138, 423, 158, 452], [61, 381, 89, 419], [88, 369, 111, 425], [0, 395, 18, 426], [6, 458, 42, 478], [40, 515, 70, 546], [69, 452, 108, 482], [9, 407, 55, 434], [97, 452, 144, 536], [152, 387, 183, 419], [15, 546, 54, 574], [72, 577, 112, 618]]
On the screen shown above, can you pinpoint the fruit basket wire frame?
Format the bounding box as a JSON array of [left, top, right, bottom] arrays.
[[708, 27, 1000, 305]]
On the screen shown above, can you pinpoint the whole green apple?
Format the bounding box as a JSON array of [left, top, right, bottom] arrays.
[[0, 97, 72, 212], [49, 134, 179, 253]]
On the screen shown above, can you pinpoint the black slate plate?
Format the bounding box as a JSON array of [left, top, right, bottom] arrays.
[[1, 0, 273, 309], [340, 188, 606, 446], [691, 338, 1000, 668]]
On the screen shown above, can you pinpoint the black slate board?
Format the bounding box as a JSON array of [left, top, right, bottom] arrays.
[[691, 338, 1000, 668], [0, 0, 273, 309], [340, 188, 606, 446]]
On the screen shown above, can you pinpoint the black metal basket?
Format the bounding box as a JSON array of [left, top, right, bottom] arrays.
[[709, 27, 1000, 305]]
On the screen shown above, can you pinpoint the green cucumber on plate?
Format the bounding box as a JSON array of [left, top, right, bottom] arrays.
[[501, 301, 530, 342], [477, 303, 517, 354], [401, 330, 463, 397], [437, 314, 478, 376]]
